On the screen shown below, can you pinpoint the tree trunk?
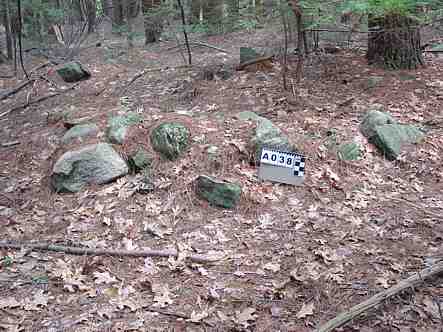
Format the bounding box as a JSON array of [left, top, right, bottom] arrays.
[[3, 0, 14, 60], [126, 0, 140, 47], [86, 0, 97, 33], [113, 0, 124, 27], [102, 0, 112, 16], [367, 13, 423, 70], [226, 0, 239, 31], [143, 0, 162, 44]]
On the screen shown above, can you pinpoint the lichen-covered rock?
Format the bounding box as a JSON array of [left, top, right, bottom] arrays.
[[250, 117, 292, 164], [51, 143, 129, 193], [337, 142, 363, 161], [62, 123, 99, 144], [196, 175, 242, 208], [106, 112, 143, 144], [56, 61, 91, 83], [150, 122, 190, 160], [360, 109, 397, 138], [371, 124, 424, 160]]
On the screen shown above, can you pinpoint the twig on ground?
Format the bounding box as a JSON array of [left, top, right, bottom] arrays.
[[316, 261, 443, 332], [118, 67, 169, 95], [0, 79, 35, 101], [29, 61, 52, 75], [0, 83, 79, 118], [1, 141, 20, 147], [0, 241, 221, 264], [166, 41, 229, 54], [390, 197, 443, 219]]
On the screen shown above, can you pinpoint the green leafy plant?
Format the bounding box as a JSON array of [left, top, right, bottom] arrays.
[[1, 256, 13, 268]]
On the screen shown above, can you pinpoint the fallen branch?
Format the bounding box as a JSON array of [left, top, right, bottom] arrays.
[[1, 141, 20, 147], [235, 55, 274, 71], [0, 79, 35, 101], [118, 67, 168, 95], [0, 241, 221, 264], [0, 83, 79, 118], [316, 261, 443, 332], [166, 41, 229, 54]]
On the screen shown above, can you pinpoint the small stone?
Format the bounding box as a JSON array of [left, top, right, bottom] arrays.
[[150, 122, 190, 160], [195, 175, 242, 209], [206, 145, 219, 160], [236, 111, 262, 121], [129, 148, 153, 171], [366, 76, 384, 89], [62, 123, 99, 143], [106, 112, 143, 144], [250, 117, 292, 164]]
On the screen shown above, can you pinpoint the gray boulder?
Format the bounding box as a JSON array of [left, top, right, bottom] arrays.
[[150, 122, 190, 160], [250, 117, 292, 164], [62, 123, 99, 144], [51, 143, 129, 192], [196, 175, 242, 209], [372, 124, 424, 160], [57, 61, 91, 83], [106, 112, 143, 144], [360, 109, 397, 138]]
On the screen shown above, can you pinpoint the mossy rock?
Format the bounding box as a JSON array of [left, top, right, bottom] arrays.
[[195, 175, 242, 208], [51, 143, 129, 193], [371, 124, 425, 160], [56, 61, 91, 83], [106, 112, 143, 144], [240, 47, 260, 64], [128, 148, 153, 172], [150, 122, 190, 160], [250, 117, 292, 164], [337, 142, 363, 161], [360, 109, 397, 138]]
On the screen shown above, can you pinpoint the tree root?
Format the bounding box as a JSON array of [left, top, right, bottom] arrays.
[[316, 261, 443, 332], [0, 241, 221, 264]]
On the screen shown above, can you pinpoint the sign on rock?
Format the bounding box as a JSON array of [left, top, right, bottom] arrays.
[[258, 147, 305, 185]]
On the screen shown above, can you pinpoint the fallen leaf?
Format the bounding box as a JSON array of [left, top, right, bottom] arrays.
[[296, 302, 315, 319], [263, 262, 281, 273], [93, 271, 117, 285]]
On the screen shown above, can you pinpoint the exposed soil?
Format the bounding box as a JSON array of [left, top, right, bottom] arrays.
[[1, 26, 443, 332]]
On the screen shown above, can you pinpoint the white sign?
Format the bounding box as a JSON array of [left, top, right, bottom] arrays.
[[258, 148, 306, 185]]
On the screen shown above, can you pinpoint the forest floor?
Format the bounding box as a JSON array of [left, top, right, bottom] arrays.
[[0, 24, 443, 332]]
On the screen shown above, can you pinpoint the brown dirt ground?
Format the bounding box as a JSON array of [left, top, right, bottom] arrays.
[[0, 26, 443, 332]]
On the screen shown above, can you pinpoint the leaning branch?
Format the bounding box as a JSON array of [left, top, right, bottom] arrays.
[[0, 241, 221, 264], [0, 83, 79, 118], [0, 79, 35, 101], [166, 41, 229, 54], [316, 261, 443, 332]]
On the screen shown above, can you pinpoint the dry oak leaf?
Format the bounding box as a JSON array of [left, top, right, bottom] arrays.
[[296, 302, 315, 319], [93, 271, 117, 284]]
